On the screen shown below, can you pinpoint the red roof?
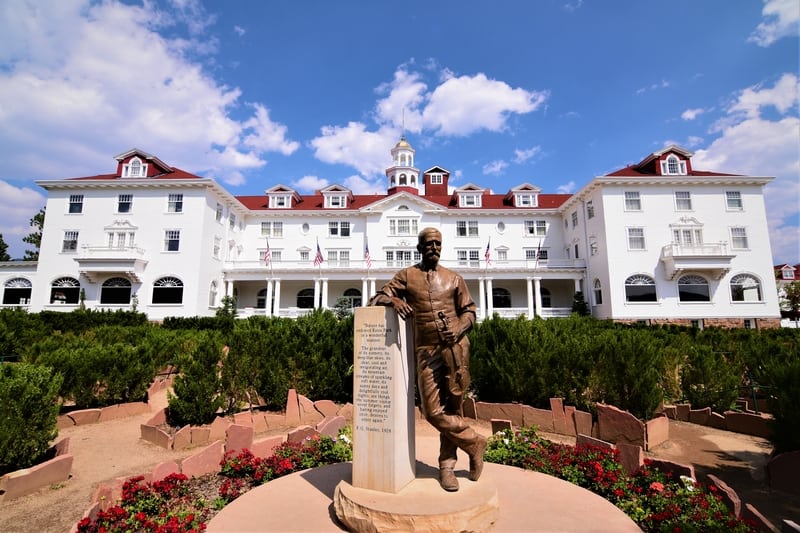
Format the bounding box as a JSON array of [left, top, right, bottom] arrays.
[[606, 166, 736, 178], [68, 167, 203, 180]]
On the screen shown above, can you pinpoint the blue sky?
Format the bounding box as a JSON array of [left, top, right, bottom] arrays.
[[0, 0, 797, 263]]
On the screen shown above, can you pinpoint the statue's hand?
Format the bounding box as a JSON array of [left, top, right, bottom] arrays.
[[441, 328, 458, 346], [392, 297, 413, 319]]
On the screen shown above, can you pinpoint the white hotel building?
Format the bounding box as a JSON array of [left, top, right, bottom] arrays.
[[0, 139, 782, 328]]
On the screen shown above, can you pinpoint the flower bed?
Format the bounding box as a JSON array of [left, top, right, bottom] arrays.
[[485, 427, 759, 532], [75, 430, 352, 532]]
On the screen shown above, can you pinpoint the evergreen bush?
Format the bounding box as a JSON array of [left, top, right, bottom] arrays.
[[0, 363, 63, 474], [168, 332, 226, 426]]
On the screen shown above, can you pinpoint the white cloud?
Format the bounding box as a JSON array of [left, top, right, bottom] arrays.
[[482, 160, 508, 175], [681, 108, 706, 121], [692, 73, 800, 263], [344, 174, 386, 195], [636, 79, 671, 95], [0, 181, 46, 259], [292, 175, 329, 192], [309, 123, 397, 176], [748, 0, 800, 47], [557, 181, 577, 194], [514, 146, 542, 164], [423, 73, 548, 136], [234, 25, 246, 36]]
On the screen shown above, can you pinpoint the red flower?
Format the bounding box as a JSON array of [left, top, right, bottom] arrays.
[[649, 481, 665, 493]]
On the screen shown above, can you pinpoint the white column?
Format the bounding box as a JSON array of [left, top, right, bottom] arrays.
[[321, 278, 329, 309], [265, 279, 274, 317], [534, 277, 543, 318], [361, 278, 369, 306], [486, 278, 494, 318], [526, 277, 534, 318], [478, 278, 486, 321], [273, 279, 281, 317], [370, 278, 376, 299], [574, 278, 582, 293], [314, 278, 321, 309], [226, 280, 234, 297]]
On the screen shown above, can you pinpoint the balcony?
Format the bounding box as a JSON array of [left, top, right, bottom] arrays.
[[660, 242, 735, 280], [225, 258, 586, 274], [74, 245, 149, 282]]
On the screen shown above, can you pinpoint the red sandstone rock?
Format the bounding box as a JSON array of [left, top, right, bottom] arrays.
[[574, 410, 592, 437], [724, 411, 772, 438], [462, 397, 476, 419], [596, 404, 645, 448], [0, 454, 73, 501], [251, 436, 285, 458], [191, 427, 211, 447], [264, 413, 285, 429], [490, 419, 513, 434], [225, 424, 254, 455], [766, 450, 800, 495], [576, 434, 615, 450], [742, 503, 778, 532], [675, 404, 691, 422], [475, 402, 524, 427], [68, 409, 102, 426], [57, 415, 76, 429], [298, 394, 324, 426], [287, 425, 319, 443], [316, 415, 346, 438], [233, 411, 254, 426], [646, 458, 694, 480], [98, 402, 150, 422], [337, 402, 354, 421], [688, 407, 711, 426], [172, 425, 193, 450], [662, 405, 677, 419], [285, 389, 301, 426], [145, 408, 167, 426], [707, 474, 741, 517], [709, 411, 727, 429], [91, 483, 113, 509], [152, 461, 180, 482], [181, 441, 224, 478], [521, 405, 555, 432], [140, 423, 173, 449], [252, 414, 268, 433], [645, 415, 669, 451], [314, 399, 339, 418], [616, 443, 644, 475], [208, 416, 232, 441]]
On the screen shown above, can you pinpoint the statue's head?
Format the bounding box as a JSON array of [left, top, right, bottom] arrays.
[[417, 227, 442, 267]]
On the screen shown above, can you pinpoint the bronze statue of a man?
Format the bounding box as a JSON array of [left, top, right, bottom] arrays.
[[370, 227, 487, 492]]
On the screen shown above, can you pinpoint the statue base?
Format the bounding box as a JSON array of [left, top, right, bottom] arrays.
[[334, 477, 499, 533]]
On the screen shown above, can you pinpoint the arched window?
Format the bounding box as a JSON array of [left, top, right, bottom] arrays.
[[399, 174, 407, 185], [256, 287, 276, 309], [678, 275, 710, 302], [593, 279, 603, 305], [209, 281, 218, 307], [101, 277, 132, 304], [492, 287, 512, 308], [3, 278, 32, 305], [540, 287, 551, 308], [625, 274, 657, 302], [152, 276, 183, 304], [297, 288, 315, 309], [51, 276, 80, 304], [341, 288, 362, 308], [730, 274, 762, 302]]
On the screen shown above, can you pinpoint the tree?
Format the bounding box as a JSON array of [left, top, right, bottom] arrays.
[[0, 234, 10, 261], [571, 291, 589, 316], [780, 281, 800, 320], [23, 207, 45, 261]]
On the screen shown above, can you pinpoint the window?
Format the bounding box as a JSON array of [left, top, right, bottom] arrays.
[[456, 220, 479, 237], [2, 278, 32, 305], [100, 277, 132, 304], [593, 279, 603, 305], [385, 250, 418, 267], [457, 249, 480, 267], [459, 193, 482, 207], [678, 275, 710, 302], [571, 211, 578, 228], [50, 277, 80, 304], [297, 288, 315, 309], [117, 194, 132, 213], [730, 227, 749, 249], [213, 236, 221, 259], [69, 194, 84, 214], [341, 288, 362, 309], [624, 191, 641, 211], [516, 193, 536, 207], [261, 221, 283, 237], [743, 319, 755, 329], [62, 231, 79, 252], [492, 287, 512, 308], [730, 274, 762, 302], [627, 227, 645, 250], [300, 250, 310, 262], [524, 220, 547, 236], [122, 157, 148, 177], [152, 277, 183, 304], [229, 213, 236, 230], [590, 241, 598, 256], [389, 218, 418, 236], [164, 230, 180, 252], [325, 195, 347, 208], [168, 194, 183, 213], [107, 231, 134, 249], [270, 195, 290, 208], [525, 248, 547, 262], [329, 221, 351, 237], [574, 244, 580, 259], [690, 319, 704, 329], [209, 281, 218, 307], [661, 154, 686, 175], [625, 274, 657, 302], [726, 191, 743, 210], [327, 250, 350, 266], [672, 227, 703, 246], [497, 249, 508, 262], [586, 201, 595, 219], [675, 191, 692, 210], [430, 173, 443, 185], [216, 203, 224, 222], [540, 288, 551, 308], [260, 249, 281, 263]]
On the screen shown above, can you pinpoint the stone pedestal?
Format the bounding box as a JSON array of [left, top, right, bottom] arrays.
[[351, 306, 415, 493]]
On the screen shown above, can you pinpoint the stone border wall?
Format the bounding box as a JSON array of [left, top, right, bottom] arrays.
[[660, 401, 773, 439], [0, 438, 73, 502]]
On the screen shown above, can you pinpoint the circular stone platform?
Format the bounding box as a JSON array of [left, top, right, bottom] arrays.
[[334, 476, 499, 532], [207, 442, 641, 532]]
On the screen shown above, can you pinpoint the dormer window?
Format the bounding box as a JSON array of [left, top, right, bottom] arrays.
[[430, 173, 443, 185], [270, 195, 290, 208], [460, 193, 482, 208], [661, 154, 687, 175], [515, 193, 537, 207], [122, 157, 148, 178], [782, 267, 795, 280]]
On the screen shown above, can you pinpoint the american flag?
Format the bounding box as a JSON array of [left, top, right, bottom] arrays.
[[364, 239, 373, 269], [484, 239, 491, 266], [264, 239, 271, 266], [313, 240, 324, 266]]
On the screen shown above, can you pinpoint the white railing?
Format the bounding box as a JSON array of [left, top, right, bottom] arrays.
[[79, 245, 147, 258], [228, 258, 586, 271], [661, 242, 731, 258]]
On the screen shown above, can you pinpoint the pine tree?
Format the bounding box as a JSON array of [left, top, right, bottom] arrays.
[[23, 207, 45, 261], [0, 233, 10, 261]]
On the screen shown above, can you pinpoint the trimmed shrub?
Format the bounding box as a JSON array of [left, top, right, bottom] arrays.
[[168, 332, 226, 427], [0, 363, 63, 474]]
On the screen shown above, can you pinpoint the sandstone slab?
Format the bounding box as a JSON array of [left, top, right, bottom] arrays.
[[596, 403, 645, 448]]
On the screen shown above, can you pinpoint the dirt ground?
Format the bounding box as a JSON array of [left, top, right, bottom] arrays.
[[0, 391, 797, 533]]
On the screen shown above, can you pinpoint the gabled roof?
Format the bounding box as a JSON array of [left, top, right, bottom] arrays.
[[67, 167, 204, 181], [424, 166, 450, 174], [114, 148, 173, 172]]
